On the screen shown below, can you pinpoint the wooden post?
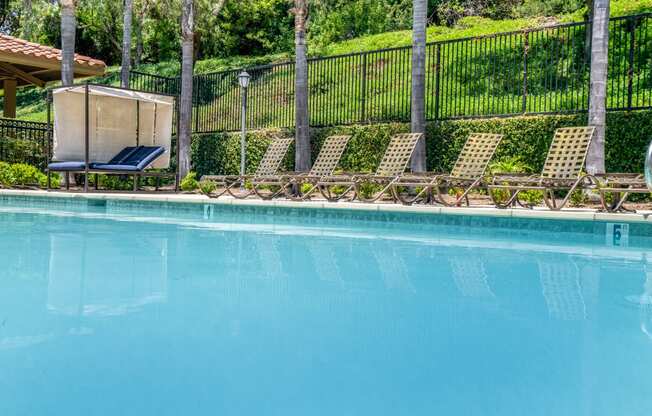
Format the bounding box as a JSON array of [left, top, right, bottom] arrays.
[[3, 79, 17, 118]]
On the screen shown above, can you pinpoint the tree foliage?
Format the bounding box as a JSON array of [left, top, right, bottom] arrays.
[[3, 0, 588, 66]]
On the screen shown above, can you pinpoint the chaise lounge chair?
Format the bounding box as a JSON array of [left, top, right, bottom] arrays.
[[314, 133, 423, 203], [48, 145, 167, 191], [281, 135, 352, 200], [591, 174, 649, 212], [565, 140, 652, 212], [392, 133, 504, 205], [487, 126, 596, 210], [201, 136, 294, 199]]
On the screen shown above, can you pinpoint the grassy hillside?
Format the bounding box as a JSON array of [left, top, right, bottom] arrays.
[[136, 0, 652, 74], [7, 0, 652, 123]]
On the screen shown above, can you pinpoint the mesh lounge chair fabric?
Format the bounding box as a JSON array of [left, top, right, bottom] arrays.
[[393, 133, 503, 205], [487, 127, 597, 210], [280, 135, 352, 200]]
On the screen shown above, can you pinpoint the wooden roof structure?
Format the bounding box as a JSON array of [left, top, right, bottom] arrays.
[[0, 34, 106, 88]]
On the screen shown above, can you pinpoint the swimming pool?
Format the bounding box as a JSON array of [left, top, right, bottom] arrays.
[[1, 195, 651, 416]]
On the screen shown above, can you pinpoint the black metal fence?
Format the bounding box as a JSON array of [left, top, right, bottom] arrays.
[[0, 118, 50, 169], [132, 13, 652, 134], [131, 70, 181, 96]]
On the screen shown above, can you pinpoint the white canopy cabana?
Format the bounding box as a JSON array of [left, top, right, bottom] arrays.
[[51, 84, 176, 169]]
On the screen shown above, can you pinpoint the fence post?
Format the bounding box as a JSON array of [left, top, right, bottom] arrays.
[[360, 52, 368, 123], [627, 17, 636, 110], [434, 44, 441, 121], [522, 31, 529, 114], [194, 77, 200, 132]]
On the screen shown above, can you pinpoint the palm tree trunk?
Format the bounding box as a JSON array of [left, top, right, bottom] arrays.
[[134, 0, 145, 67], [22, 0, 33, 41], [584, 0, 594, 61], [60, 0, 76, 86], [293, 0, 310, 172], [178, 0, 195, 179], [121, 0, 134, 88], [587, 0, 610, 175], [410, 0, 427, 172]]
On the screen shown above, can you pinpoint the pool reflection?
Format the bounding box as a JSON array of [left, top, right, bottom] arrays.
[[2, 212, 652, 416]]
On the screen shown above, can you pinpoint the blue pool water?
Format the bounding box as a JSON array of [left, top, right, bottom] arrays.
[[1, 197, 652, 416]]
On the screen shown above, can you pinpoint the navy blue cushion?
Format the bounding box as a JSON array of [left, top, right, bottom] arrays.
[[48, 161, 87, 171], [89, 163, 140, 172], [107, 146, 140, 164], [126, 146, 165, 169], [91, 146, 165, 172]]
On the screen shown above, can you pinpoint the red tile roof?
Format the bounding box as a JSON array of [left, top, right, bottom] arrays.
[[0, 34, 106, 69]]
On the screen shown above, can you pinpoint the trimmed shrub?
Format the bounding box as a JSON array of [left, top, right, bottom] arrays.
[[0, 162, 15, 187], [180, 172, 200, 192], [0, 162, 60, 188], [198, 179, 217, 196], [10, 163, 47, 187]]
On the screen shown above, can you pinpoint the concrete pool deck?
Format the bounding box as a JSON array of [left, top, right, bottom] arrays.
[[1, 188, 652, 224]]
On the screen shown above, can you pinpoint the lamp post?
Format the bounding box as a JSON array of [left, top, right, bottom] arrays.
[[238, 71, 250, 181]]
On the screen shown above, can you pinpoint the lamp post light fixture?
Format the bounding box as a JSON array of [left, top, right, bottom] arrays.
[[238, 71, 251, 182]]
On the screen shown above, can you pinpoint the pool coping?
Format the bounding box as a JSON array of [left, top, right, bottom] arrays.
[[2, 188, 652, 224]]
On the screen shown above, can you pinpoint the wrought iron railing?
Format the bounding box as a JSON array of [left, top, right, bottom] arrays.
[[131, 13, 652, 134], [0, 118, 50, 169]]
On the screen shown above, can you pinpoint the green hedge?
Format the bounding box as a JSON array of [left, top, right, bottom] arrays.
[[191, 110, 652, 177]]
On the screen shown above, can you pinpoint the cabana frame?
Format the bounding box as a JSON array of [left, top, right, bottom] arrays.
[[45, 82, 181, 192]]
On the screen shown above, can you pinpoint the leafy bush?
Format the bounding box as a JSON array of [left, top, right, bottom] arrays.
[[180, 172, 199, 192], [198, 180, 217, 196], [488, 156, 543, 205], [46, 172, 61, 189], [10, 163, 47, 187], [0, 162, 61, 188], [0, 162, 15, 187], [516, 0, 584, 18]]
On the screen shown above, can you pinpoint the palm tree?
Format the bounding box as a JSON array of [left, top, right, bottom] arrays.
[[60, 0, 76, 86], [22, 0, 34, 41], [293, 0, 310, 172], [121, 0, 134, 88], [178, 0, 195, 179], [410, 0, 427, 172], [134, 0, 146, 67], [587, 0, 610, 175]]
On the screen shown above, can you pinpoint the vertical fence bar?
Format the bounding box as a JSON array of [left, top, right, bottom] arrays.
[[360, 52, 368, 123], [627, 17, 636, 110], [434, 44, 441, 121]]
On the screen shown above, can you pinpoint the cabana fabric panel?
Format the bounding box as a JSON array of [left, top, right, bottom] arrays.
[[52, 85, 174, 169]]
